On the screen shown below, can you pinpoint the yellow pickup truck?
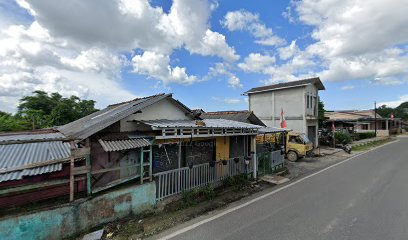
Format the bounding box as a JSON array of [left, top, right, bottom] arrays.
[[286, 132, 314, 162], [256, 131, 314, 162]]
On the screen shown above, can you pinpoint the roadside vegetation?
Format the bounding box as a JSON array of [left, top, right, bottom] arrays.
[[0, 91, 98, 132], [354, 132, 376, 140], [97, 174, 260, 239], [334, 132, 353, 144], [352, 138, 393, 152]]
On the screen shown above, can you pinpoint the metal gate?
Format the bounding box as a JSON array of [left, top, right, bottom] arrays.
[[257, 150, 285, 175]]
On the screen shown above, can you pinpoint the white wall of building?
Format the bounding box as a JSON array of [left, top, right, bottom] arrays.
[[249, 84, 320, 146], [120, 98, 191, 132]]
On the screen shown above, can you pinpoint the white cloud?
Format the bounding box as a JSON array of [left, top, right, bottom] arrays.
[[228, 75, 243, 89], [278, 40, 299, 60], [207, 62, 242, 88], [222, 10, 285, 46], [294, 0, 408, 84], [0, 0, 239, 112], [237, 51, 317, 84], [131, 51, 197, 85], [238, 53, 275, 73], [379, 95, 408, 108], [187, 30, 239, 62], [212, 96, 245, 104], [244, 0, 408, 86], [340, 85, 355, 90]]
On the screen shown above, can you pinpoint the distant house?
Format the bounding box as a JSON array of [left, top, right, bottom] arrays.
[[244, 77, 325, 146], [200, 110, 266, 126], [325, 110, 402, 136]]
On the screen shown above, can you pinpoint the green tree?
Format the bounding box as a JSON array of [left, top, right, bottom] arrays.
[[377, 102, 408, 120], [17, 91, 98, 129], [318, 99, 326, 127], [0, 112, 30, 132]]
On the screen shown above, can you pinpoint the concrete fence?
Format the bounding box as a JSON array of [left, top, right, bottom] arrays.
[[0, 182, 156, 240]]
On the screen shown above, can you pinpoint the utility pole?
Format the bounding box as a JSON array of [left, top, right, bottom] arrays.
[[374, 101, 377, 137]]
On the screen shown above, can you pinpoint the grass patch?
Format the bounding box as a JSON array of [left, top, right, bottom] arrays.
[[222, 173, 250, 191], [352, 138, 393, 151], [181, 185, 217, 207]]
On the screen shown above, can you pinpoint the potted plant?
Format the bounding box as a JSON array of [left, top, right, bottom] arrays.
[[244, 156, 251, 165], [209, 160, 216, 167]]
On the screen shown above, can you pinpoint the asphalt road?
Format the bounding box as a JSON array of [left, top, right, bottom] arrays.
[[161, 137, 408, 240]]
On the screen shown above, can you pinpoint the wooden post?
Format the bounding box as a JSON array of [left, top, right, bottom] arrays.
[[149, 144, 153, 181], [140, 147, 144, 184], [69, 141, 75, 202], [252, 135, 257, 179], [178, 140, 182, 169], [85, 138, 91, 195]]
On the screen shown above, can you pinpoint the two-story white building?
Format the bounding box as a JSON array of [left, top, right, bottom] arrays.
[[244, 77, 325, 146]]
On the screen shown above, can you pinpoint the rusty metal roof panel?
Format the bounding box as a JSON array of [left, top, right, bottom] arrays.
[[98, 138, 150, 152]]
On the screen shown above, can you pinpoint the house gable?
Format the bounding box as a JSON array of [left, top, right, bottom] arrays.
[[120, 98, 193, 132]]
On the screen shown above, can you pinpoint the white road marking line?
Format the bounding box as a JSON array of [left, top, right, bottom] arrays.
[[158, 139, 399, 240]]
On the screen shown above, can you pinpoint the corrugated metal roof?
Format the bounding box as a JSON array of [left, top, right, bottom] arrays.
[[258, 127, 288, 133], [0, 131, 65, 142], [0, 164, 63, 183], [0, 132, 70, 182], [57, 93, 172, 140], [201, 111, 266, 126], [98, 138, 150, 152], [141, 119, 262, 129], [325, 110, 383, 121]]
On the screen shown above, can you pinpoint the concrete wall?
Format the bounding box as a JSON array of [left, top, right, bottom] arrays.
[[249, 84, 321, 146], [249, 87, 305, 131], [121, 98, 191, 132], [0, 182, 156, 240]]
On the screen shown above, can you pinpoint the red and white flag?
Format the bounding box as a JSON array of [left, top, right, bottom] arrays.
[[280, 108, 287, 128]]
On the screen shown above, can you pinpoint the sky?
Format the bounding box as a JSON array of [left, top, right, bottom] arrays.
[[0, 0, 408, 114]]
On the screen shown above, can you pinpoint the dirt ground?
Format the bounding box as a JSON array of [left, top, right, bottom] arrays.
[[96, 179, 268, 240], [82, 139, 394, 240]]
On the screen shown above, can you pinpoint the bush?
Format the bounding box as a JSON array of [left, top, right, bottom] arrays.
[[355, 132, 376, 140], [334, 132, 352, 144], [181, 185, 217, 206], [200, 185, 216, 200], [222, 174, 249, 191]]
